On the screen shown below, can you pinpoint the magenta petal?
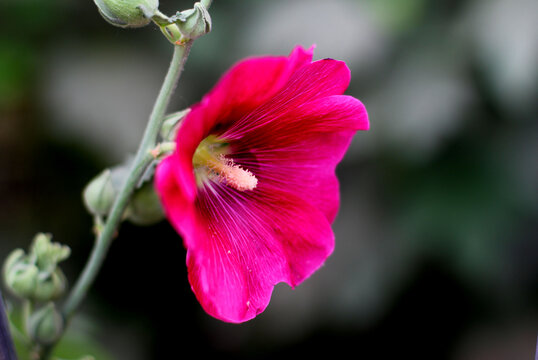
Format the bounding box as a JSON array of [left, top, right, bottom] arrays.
[[186, 183, 334, 323], [222, 58, 353, 140], [204, 46, 313, 124]]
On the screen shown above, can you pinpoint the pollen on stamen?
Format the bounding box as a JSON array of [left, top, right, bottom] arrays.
[[214, 155, 258, 191]]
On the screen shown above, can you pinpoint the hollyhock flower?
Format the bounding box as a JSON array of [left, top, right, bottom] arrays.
[[155, 45, 369, 323]]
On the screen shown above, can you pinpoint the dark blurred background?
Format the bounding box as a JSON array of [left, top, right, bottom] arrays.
[[1, 0, 537, 359]]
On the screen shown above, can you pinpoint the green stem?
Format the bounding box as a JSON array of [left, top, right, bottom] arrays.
[[37, 43, 193, 359]]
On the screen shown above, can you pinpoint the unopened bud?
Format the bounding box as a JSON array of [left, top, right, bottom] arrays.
[[33, 268, 67, 302], [93, 0, 159, 28], [3, 249, 25, 277], [171, 1, 211, 43], [84, 162, 133, 217], [125, 181, 164, 226], [3, 252, 39, 299], [32, 233, 70, 274], [83, 169, 116, 216], [27, 303, 63, 345]]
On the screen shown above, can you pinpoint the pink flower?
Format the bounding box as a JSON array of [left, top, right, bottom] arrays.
[[155, 46, 369, 323]]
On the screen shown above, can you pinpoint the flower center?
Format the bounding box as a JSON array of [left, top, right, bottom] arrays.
[[192, 136, 257, 191]]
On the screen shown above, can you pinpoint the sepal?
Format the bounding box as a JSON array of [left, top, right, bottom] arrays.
[[160, 109, 190, 141]]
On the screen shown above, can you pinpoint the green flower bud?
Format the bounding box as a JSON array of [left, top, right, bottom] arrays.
[[4, 256, 39, 299], [83, 169, 116, 216], [32, 233, 70, 274], [84, 162, 134, 217], [93, 0, 159, 28], [3, 249, 25, 276], [33, 268, 67, 302], [27, 303, 63, 345], [170, 1, 211, 43], [125, 181, 164, 226]]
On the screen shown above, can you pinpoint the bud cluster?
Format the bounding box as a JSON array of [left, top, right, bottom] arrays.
[[3, 233, 70, 302]]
